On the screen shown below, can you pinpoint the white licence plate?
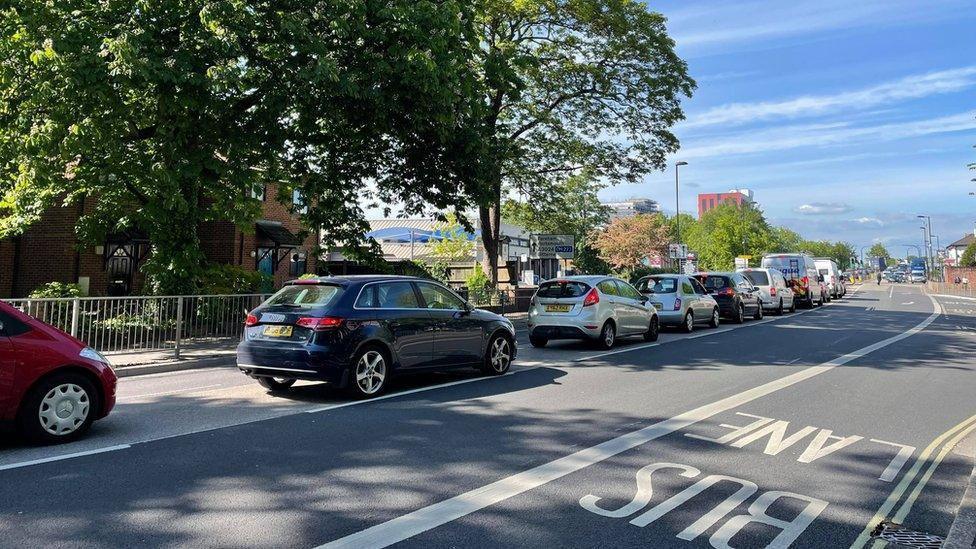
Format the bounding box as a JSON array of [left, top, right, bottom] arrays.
[[545, 304, 572, 313]]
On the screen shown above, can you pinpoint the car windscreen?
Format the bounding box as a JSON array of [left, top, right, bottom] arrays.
[[264, 284, 343, 309], [639, 277, 677, 293], [536, 281, 590, 299], [742, 271, 769, 285], [700, 276, 730, 290]]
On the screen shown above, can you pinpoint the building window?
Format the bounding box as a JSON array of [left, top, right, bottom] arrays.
[[293, 189, 307, 214], [290, 252, 307, 276], [251, 184, 266, 202]]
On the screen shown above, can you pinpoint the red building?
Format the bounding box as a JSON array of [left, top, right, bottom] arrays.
[[0, 183, 317, 298], [697, 189, 755, 219]]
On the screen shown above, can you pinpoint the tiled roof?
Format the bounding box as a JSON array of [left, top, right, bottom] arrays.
[[948, 233, 975, 249]]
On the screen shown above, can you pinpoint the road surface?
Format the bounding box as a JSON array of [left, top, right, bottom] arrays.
[[3, 283, 976, 548]]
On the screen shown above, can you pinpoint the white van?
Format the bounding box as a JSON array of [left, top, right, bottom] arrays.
[[814, 258, 846, 299], [760, 253, 825, 308]]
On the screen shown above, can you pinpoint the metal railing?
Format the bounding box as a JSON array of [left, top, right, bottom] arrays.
[[6, 294, 270, 358], [927, 282, 976, 299]]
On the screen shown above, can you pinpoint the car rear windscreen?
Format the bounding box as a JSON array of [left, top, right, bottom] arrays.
[[537, 281, 590, 298], [265, 284, 343, 308], [639, 277, 677, 293], [742, 271, 769, 285], [700, 276, 730, 290]]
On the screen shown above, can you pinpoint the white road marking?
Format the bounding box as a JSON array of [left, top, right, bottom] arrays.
[[316, 294, 941, 549], [0, 444, 131, 471]]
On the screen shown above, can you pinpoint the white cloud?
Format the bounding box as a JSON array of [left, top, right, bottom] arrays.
[[854, 217, 884, 226], [683, 67, 976, 129], [794, 202, 853, 215], [678, 112, 976, 159]]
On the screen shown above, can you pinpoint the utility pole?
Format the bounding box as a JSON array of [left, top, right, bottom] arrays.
[[674, 160, 688, 271]]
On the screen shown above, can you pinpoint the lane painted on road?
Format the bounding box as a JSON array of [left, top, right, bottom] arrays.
[[316, 292, 939, 549]]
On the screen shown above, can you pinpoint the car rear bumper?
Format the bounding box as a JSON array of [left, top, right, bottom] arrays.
[[656, 310, 685, 325], [529, 324, 600, 340], [237, 341, 348, 384]]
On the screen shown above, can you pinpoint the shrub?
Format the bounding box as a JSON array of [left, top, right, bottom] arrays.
[[466, 264, 493, 305], [198, 264, 271, 295], [961, 241, 976, 268], [29, 282, 85, 298]]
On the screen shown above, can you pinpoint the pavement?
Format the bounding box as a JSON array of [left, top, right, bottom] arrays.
[[2, 283, 976, 548]]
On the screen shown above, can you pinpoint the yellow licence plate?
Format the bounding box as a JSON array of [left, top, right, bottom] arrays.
[[263, 325, 293, 337], [651, 302, 663, 310], [545, 304, 572, 313]]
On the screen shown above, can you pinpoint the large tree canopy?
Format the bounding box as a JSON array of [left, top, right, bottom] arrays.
[[470, 0, 694, 283], [0, 0, 478, 293]]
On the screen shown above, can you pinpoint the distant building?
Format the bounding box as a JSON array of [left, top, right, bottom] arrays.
[[945, 230, 976, 266], [603, 198, 662, 219], [697, 188, 755, 219]]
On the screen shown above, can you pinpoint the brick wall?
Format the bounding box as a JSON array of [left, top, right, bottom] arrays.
[[0, 238, 17, 297], [946, 266, 976, 283]]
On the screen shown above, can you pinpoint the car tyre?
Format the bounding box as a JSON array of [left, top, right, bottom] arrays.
[[481, 333, 513, 375], [775, 299, 784, 315], [732, 303, 745, 324], [708, 308, 720, 328], [257, 377, 296, 392], [789, 299, 796, 313], [644, 316, 660, 342], [17, 372, 100, 445], [681, 311, 694, 333], [754, 303, 764, 320], [595, 321, 616, 350], [529, 334, 548, 348], [347, 346, 389, 399]]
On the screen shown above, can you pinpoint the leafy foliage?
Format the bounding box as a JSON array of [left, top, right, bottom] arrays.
[[684, 203, 776, 271], [465, 264, 492, 305], [960, 241, 976, 268], [29, 281, 85, 298], [0, 0, 480, 294], [197, 264, 270, 295], [429, 214, 475, 263], [592, 213, 670, 271], [798, 240, 857, 270], [868, 243, 892, 261], [468, 0, 694, 282]]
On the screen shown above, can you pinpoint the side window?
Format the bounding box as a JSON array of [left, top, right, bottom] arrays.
[[735, 274, 751, 289], [614, 280, 642, 299], [690, 279, 707, 295], [375, 282, 421, 309], [681, 281, 695, 295], [597, 280, 619, 296], [355, 286, 377, 308], [418, 283, 466, 310], [0, 310, 31, 337]]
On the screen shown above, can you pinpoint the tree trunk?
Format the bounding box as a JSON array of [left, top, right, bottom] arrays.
[[479, 179, 502, 286]]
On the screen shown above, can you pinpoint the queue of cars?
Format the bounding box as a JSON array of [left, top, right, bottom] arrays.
[[0, 253, 844, 444]]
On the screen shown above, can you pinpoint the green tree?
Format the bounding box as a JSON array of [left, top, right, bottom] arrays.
[[468, 0, 694, 284], [0, 1, 477, 294], [770, 227, 804, 252], [429, 214, 476, 263], [685, 203, 775, 270], [868, 243, 892, 261], [960, 241, 976, 268], [799, 240, 856, 270]]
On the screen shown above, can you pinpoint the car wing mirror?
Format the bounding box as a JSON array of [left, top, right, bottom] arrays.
[[639, 295, 649, 304]]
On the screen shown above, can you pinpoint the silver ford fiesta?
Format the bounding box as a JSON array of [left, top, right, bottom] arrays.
[[527, 276, 660, 349]]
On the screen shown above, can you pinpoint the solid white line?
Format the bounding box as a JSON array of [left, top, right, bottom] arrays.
[[893, 418, 976, 523], [0, 444, 131, 472], [316, 294, 941, 549]]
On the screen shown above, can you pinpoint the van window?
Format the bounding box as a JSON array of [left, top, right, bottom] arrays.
[[742, 271, 769, 286]]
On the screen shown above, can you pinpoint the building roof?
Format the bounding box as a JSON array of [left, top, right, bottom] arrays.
[[948, 233, 975, 249], [256, 220, 302, 246]]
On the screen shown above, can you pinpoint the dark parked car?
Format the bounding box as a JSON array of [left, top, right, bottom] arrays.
[[0, 300, 117, 444], [693, 272, 764, 324], [237, 276, 517, 398]]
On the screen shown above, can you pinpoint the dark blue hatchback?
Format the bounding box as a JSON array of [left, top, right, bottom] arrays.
[[237, 275, 517, 398]]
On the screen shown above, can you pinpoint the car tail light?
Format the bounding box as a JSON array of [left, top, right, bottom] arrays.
[[716, 287, 735, 296], [296, 316, 344, 331], [582, 288, 600, 307], [245, 313, 259, 327], [673, 297, 682, 311]]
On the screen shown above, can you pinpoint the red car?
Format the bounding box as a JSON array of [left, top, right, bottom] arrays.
[[0, 300, 117, 444]]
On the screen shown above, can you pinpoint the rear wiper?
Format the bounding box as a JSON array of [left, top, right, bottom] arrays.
[[277, 303, 303, 308]]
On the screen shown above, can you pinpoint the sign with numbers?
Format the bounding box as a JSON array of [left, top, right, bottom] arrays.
[[529, 234, 575, 259]]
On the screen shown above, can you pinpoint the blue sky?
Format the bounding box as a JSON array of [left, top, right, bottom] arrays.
[[601, 0, 976, 257]]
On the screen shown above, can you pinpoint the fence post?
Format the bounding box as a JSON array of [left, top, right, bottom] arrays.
[[174, 297, 184, 360], [70, 298, 80, 338]]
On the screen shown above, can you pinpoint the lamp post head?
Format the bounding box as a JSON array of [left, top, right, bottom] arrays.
[[675, 161, 688, 167]]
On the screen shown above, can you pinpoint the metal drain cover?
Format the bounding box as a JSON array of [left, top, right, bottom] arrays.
[[872, 521, 945, 548]]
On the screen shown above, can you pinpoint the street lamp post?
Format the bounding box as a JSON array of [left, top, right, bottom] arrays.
[[918, 215, 933, 280], [674, 160, 688, 271]]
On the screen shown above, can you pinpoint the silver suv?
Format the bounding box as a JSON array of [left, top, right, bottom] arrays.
[[527, 276, 659, 349], [635, 274, 720, 332]]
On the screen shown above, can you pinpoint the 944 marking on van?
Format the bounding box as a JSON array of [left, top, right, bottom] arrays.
[[580, 461, 828, 548]]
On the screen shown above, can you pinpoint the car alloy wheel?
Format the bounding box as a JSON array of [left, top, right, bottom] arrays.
[[754, 303, 764, 320], [644, 317, 659, 341], [682, 311, 694, 333], [598, 322, 616, 349], [776, 299, 784, 315], [38, 383, 90, 437], [486, 335, 512, 374], [355, 350, 387, 396], [734, 303, 745, 324], [709, 308, 720, 328]]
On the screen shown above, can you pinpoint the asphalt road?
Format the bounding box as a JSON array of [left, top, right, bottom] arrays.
[[2, 283, 976, 548]]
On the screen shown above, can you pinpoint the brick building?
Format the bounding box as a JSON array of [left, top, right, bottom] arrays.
[[0, 183, 317, 298], [697, 188, 755, 219]]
